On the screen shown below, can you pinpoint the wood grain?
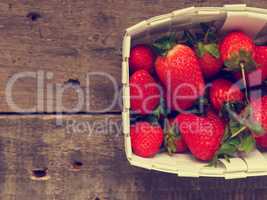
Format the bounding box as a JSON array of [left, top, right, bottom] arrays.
[[0, 115, 266, 200], [0, 0, 265, 112], [1, 0, 267, 200]]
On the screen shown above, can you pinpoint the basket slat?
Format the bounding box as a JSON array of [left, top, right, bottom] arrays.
[[121, 61, 129, 85], [224, 4, 247, 11], [124, 134, 132, 160], [219, 158, 247, 173], [122, 34, 131, 59], [126, 20, 148, 37], [241, 150, 267, 172], [220, 10, 267, 37]]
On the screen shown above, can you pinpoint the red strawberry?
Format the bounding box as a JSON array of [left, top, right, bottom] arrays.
[[198, 52, 223, 78], [220, 31, 255, 63], [220, 32, 256, 74], [183, 25, 223, 78], [155, 44, 205, 111], [249, 96, 267, 149], [209, 79, 244, 111], [130, 121, 164, 157], [176, 111, 225, 161], [164, 119, 187, 154], [255, 46, 267, 67], [130, 70, 161, 115], [129, 44, 155, 73]]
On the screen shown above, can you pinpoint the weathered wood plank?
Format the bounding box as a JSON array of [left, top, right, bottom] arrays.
[[0, 0, 266, 112], [0, 115, 266, 199]]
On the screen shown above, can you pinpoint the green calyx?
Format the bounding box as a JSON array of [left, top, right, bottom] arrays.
[[153, 34, 177, 56], [164, 122, 180, 155], [183, 23, 220, 59], [224, 49, 258, 72], [153, 97, 169, 119], [221, 103, 265, 138], [209, 128, 256, 167], [196, 42, 220, 59], [210, 103, 265, 167]]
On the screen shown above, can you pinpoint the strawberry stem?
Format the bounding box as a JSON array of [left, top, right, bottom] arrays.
[[230, 126, 247, 138], [203, 30, 210, 44], [240, 62, 249, 103]]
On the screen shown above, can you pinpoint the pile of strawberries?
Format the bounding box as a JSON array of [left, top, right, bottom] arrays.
[[129, 24, 267, 164]]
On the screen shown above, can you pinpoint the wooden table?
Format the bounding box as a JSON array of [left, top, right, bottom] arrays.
[[1, 0, 267, 199]]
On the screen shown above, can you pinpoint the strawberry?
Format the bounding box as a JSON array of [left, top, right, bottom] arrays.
[[220, 31, 256, 71], [249, 96, 267, 149], [155, 42, 205, 111], [130, 121, 164, 157], [252, 46, 267, 82], [255, 134, 267, 149], [184, 24, 223, 78], [129, 44, 155, 73], [164, 119, 187, 154], [209, 79, 244, 111], [130, 70, 161, 115], [175, 111, 225, 161], [198, 52, 223, 78], [255, 46, 267, 67]]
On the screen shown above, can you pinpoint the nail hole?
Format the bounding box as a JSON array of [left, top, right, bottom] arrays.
[[64, 79, 80, 86], [32, 169, 47, 177], [71, 160, 83, 170], [31, 168, 50, 180], [26, 12, 41, 21]]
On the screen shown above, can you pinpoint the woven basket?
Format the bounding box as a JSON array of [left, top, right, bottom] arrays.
[[122, 4, 267, 179]]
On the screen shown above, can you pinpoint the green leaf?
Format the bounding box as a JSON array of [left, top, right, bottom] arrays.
[[218, 142, 237, 155], [153, 34, 177, 56], [238, 134, 256, 153], [246, 121, 265, 135], [152, 97, 169, 119], [204, 43, 220, 58], [196, 42, 205, 57], [228, 138, 241, 146]]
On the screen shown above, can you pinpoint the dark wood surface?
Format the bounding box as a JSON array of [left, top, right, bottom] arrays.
[[1, 0, 267, 200]]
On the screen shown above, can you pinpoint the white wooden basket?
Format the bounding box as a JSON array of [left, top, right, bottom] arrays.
[[122, 4, 267, 179]]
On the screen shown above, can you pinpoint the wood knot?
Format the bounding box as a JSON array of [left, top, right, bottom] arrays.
[[26, 12, 41, 21]]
